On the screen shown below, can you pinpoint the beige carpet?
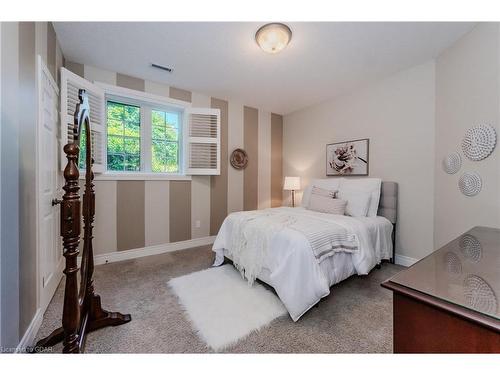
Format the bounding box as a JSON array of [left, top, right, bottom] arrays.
[[35, 245, 404, 353]]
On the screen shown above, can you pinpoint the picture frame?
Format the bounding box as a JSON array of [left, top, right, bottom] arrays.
[[326, 138, 369, 176]]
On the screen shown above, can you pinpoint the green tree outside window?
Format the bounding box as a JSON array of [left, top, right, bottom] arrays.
[[106, 101, 141, 171]]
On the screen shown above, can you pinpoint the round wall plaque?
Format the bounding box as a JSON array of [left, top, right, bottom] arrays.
[[462, 124, 497, 161], [230, 148, 248, 170], [458, 171, 482, 197], [442, 152, 462, 174]]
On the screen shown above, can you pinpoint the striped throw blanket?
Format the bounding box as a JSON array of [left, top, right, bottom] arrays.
[[288, 214, 358, 261]]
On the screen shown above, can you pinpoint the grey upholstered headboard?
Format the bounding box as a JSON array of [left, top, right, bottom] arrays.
[[377, 181, 398, 224]]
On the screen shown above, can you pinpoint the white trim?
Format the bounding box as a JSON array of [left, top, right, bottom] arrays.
[[85, 172, 192, 181], [15, 308, 43, 353], [142, 104, 151, 172], [86, 236, 216, 266], [395, 254, 419, 267], [95, 81, 191, 110]]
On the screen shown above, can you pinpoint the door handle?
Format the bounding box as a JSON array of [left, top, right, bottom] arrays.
[[51, 198, 63, 206]]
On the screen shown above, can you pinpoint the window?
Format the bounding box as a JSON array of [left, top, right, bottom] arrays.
[[107, 101, 141, 172], [60, 67, 221, 179], [151, 109, 180, 173], [103, 98, 182, 175]]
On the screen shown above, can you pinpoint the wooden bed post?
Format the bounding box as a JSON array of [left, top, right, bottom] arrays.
[[34, 89, 131, 353]]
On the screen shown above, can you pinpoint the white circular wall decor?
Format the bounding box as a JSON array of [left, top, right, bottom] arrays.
[[461, 124, 497, 161], [458, 171, 482, 197], [442, 152, 462, 174]]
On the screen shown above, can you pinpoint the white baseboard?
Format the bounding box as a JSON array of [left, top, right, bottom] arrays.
[[395, 254, 418, 267], [15, 308, 43, 353], [91, 236, 216, 266]]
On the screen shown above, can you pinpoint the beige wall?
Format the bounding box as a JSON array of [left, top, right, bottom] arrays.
[[18, 21, 37, 340], [284, 23, 500, 260], [434, 23, 500, 247], [284, 61, 437, 260], [1, 21, 64, 348], [1, 21, 21, 349], [64, 61, 284, 254]]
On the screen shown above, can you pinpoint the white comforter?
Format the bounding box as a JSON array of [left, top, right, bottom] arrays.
[[212, 207, 393, 321]]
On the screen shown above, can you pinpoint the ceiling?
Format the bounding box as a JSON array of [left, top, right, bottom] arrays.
[[54, 22, 475, 115]]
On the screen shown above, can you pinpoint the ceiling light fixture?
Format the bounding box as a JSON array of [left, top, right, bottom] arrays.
[[255, 23, 292, 54]]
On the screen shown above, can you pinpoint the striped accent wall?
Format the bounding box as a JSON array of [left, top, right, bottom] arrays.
[[117, 73, 145, 91], [145, 181, 169, 245], [243, 106, 259, 210], [64, 62, 284, 254], [210, 98, 229, 235], [258, 110, 271, 209], [168, 86, 192, 242], [227, 101, 244, 213], [116, 181, 145, 250], [190, 92, 211, 239], [271, 113, 283, 207], [169, 181, 191, 242]]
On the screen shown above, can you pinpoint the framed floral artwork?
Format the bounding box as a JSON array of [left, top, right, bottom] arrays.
[[326, 138, 369, 176]]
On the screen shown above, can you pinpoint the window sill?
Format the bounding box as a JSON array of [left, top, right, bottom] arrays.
[[79, 172, 192, 181]]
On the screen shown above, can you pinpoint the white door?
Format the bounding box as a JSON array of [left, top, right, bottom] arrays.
[[37, 56, 64, 314]]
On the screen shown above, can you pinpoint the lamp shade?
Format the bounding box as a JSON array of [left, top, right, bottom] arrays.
[[283, 176, 300, 191]]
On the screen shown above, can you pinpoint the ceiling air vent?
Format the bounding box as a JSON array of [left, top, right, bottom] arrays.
[[151, 63, 173, 73]]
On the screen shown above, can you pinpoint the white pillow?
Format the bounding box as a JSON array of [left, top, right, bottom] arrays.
[[310, 186, 338, 199], [339, 178, 381, 217], [301, 178, 342, 207], [308, 195, 347, 215], [338, 188, 371, 217]]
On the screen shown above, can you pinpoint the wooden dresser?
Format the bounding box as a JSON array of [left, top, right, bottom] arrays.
[[382, 226, 500, 353]]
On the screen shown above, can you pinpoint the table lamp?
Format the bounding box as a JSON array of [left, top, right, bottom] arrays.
[[284, 176, 300, 207]]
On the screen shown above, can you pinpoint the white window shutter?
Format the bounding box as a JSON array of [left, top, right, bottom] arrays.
[[60, 67, 106, 173], [184, 107, 221, 175]]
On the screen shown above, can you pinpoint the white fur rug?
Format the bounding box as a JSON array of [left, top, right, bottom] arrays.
[[168, 264, 287, 351]]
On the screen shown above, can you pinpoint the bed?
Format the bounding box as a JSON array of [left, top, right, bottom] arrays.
[[212, 179, 398, 321]]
